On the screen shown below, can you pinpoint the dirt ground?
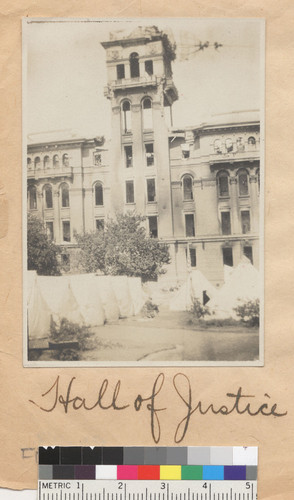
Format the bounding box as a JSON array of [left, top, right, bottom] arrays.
[[33, 303, 259, 363]]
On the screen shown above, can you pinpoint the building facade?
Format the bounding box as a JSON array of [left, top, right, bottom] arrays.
[[27, 27, 261, 286]]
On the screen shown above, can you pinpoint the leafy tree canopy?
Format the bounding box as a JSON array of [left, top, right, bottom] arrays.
[[27, 213, 61, 275], [75, 212, 170, 282]]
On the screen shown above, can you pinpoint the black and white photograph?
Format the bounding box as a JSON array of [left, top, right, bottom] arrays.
[[23, 18, 264, 366]]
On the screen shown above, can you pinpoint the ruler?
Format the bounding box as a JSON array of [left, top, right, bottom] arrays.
[[38, 479, 257, 500]]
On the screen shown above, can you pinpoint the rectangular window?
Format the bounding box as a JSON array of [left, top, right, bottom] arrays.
[[95, 219, 104, 231], [244, 246, 253, 264], [182, 146, 190, 159], [46, 221, 54, 242], [125, 145, 133, 168], [62, 221, 71, 242], [190, 248, 197, 267], [221, 211, 231, 235], [185, 214, 195, 237], [147, 178, 156, 202], [126, 180, 134, 204], [116, 64, 125, 79], [145, 60, 153, 75], [241, 210, 251, 234], [223, 247, 233, 267], [148, 216, 158, 238], [145, 143, 154, 166]]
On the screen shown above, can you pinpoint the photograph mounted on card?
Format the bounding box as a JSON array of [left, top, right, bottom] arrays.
[[23, 18, 264, 367]]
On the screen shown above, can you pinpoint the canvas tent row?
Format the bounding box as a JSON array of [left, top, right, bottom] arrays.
[[27, 271, 146, 340], [169, 262, 260, 320]]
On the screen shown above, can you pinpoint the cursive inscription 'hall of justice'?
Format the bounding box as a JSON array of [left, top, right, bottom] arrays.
[[29, 373, 287, 443]]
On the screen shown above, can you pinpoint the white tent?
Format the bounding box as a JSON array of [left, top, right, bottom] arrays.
[[27, 272, 52, 340], [170, 270, 216, 311], [206, 262, 260, 319], [127, 277, 147, 315], [93, 275, 120, 322], [70, 274, 105, 326], [110, 276, 134, 318]]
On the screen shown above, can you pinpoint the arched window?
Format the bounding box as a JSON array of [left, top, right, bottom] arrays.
[[217, 171, 230, 197], [238, 169, 249, 196], [43, 155, 50, 168], [225, 138, 233, 153], [60, 183, 70, 208], [130, 52, 140, 78], [34, 157, 41, 169], [62, 154, 69, 167], [28, 185, 37, 210], [248, 136, 256, 145], [183, 175, 193, 200], [236, 137, 245, 152], [53, 155, 59, 168], [94, 182, 103, 206], [27, 157, 32, 168], [44, 184, 53, 209], [142, 98, 153, 130], [122, 101, 132, 133], [214, 139, 222, 154]]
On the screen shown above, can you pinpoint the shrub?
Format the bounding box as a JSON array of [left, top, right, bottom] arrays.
[[234, 298, 260, 327], [50, 318, 97, 351], [190, 298, 210, 319]]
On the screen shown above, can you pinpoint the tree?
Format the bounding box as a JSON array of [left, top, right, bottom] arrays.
[[27, 213, 61, 275], [75, 213, 170, 281]]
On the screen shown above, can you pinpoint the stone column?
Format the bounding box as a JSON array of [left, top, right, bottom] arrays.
[[229, 176, 239, 234], [249, 173, 259, 233]]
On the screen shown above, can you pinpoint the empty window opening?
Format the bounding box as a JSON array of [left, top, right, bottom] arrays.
[[61, 183, 70, 208], [142, 98, 153, 130], [182, 144, 190, 159], [126, 180, 134, 203], [248, 136, 256, 145], [53, 155, 59, 168], [238, 170, 249, 196], [95, 182, 103, 206], [243, 246, 253, 264], [183, 175, 193, 200], [28, 186, 37, 210], [145, 143, 154, 166], [62, 221, 71, 242], [44, 185, 53, 209], [96, 219, 105, 231], [185, 214, 195, 237], [214, 139, 222, 154], [34, 157, 41, 168], [222, 247, 233, 267], [130, 52, 140, 78], [46, 221, 54, 242], [225, 138, 233, 153], [145, 60, 153, 76], [147, 178, 156, 202], [124, 145, 133, 168], [189, 248, 197, 267], [62, 154, 69, 167], [148, 216, 158, 238], [122, 101, 132, 133], [236, 137, 245, 152], [44, 155, 50, 168], [221, 211, 231, 235], [218, 171, 229, 197], [94, 152, 101, 166], [117, 64, 125, 80], [241, 210, 251, 234]]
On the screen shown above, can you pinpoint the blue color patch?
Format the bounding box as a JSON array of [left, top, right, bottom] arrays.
[[203, 466, 224, 480]]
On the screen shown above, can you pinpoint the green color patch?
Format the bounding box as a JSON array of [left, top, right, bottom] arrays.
[[181, 465, 203, 480]]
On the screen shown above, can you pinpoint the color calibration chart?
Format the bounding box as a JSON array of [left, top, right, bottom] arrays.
[[38, 446, 258, 500]]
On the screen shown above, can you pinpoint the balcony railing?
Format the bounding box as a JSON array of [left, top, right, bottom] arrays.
[[27, 166, 73, 180]]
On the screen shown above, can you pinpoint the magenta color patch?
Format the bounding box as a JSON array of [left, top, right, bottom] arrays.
[[117, 465, 138, 480]]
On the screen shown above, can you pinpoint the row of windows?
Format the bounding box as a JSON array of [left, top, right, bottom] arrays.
[[117, 53, 154, 80], [214, 136, 257, 154], [122, 98, 153, 133], [27, 154, 69, 169], [217, 169, 260, 197], [124, 143, 154, 168], [184, 210, 252, 238], [185, 245, 253, 270], [28, 183, 70, 210], [45, 220, 71, 243]]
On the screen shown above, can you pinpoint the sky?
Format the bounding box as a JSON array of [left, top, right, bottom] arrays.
[[24, 18, 264, 141]]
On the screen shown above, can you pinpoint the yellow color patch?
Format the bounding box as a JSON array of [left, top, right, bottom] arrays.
[[160, 466, 182, 480]]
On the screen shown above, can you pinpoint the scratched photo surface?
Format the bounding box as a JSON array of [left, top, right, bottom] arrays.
[[23, 18, 264, 367]]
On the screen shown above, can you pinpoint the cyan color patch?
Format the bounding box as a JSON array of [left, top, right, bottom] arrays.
[[203, 466, 224, 480]]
